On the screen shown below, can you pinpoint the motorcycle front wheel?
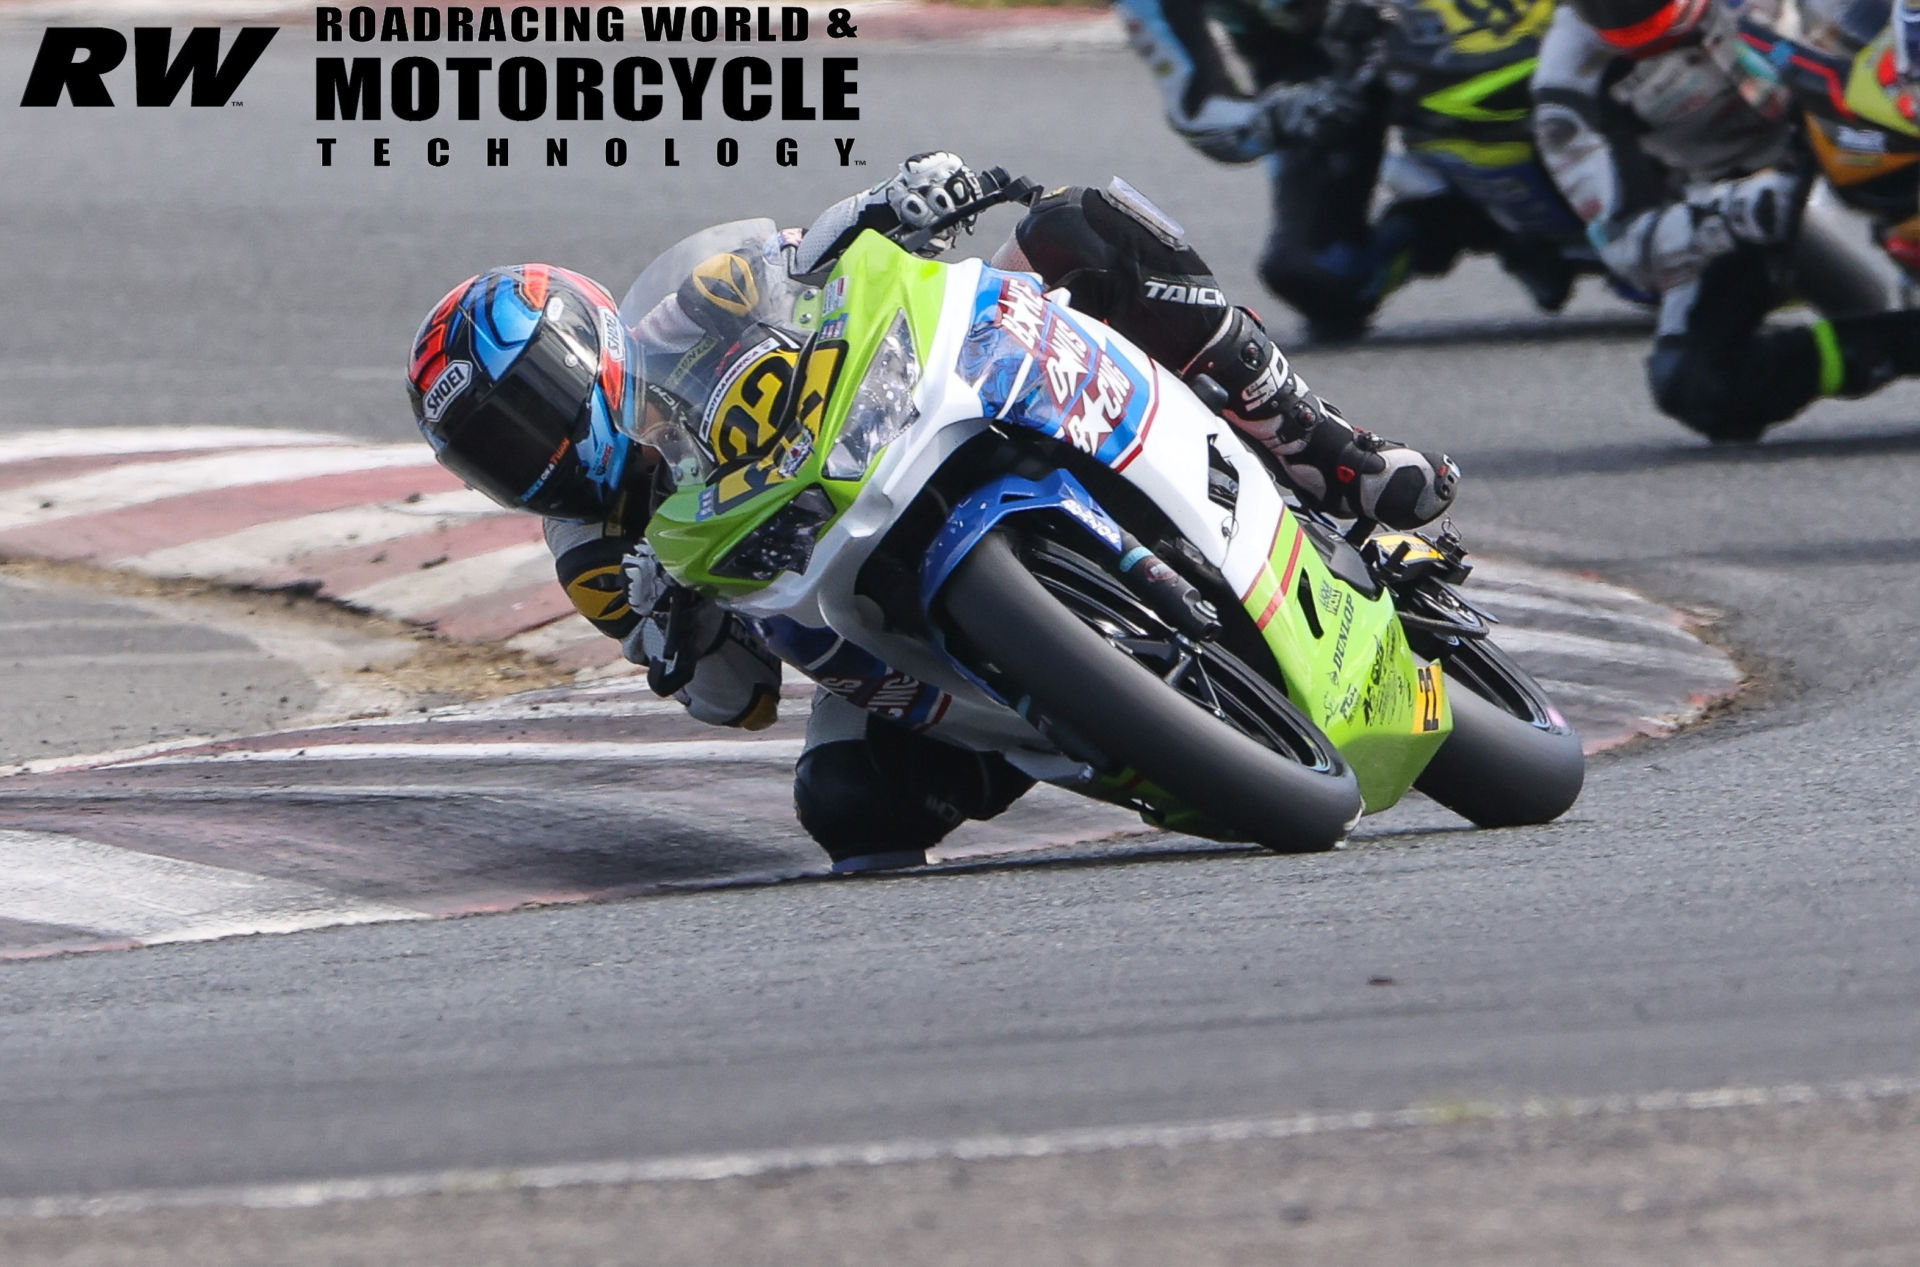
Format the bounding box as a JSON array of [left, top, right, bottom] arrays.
[[1408, 618, 1585, 828], [938, 529, 1363, 853]]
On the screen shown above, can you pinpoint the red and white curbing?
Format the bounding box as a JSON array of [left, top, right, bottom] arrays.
[[0, 427, 621, 669], [0, 425, 1744, 719]]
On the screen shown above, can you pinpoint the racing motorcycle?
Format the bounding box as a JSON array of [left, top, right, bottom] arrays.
[[626, 172, 1584, 852], [1734, 13, 1920, 303]]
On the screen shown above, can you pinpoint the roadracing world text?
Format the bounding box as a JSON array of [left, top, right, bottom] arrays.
[[313, 4, 862, 169]]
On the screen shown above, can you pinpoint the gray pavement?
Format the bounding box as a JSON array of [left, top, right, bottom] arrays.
[[0, 570, 316, 762], [6, 25, 1920, 1264]]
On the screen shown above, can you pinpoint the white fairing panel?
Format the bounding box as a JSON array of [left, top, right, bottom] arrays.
[[728, 258, 1294, 759]]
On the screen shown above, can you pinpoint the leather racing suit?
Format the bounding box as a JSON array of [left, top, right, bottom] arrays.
[[1531, 3, 1920, 439]]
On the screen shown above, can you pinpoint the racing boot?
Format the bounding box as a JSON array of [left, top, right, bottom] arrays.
[[1184, 306, 1459, 529]]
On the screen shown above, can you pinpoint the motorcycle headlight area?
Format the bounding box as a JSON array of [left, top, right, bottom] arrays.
[[711, 485, 838, 581], [823, 311, 919, 480]]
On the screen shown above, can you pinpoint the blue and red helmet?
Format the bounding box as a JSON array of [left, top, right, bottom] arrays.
[[408, 264, 638, 521]]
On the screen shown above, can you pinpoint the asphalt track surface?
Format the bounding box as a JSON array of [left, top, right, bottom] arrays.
[[7, 23, 1920, 1264]]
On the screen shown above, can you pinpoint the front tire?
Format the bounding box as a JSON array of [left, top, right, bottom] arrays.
[[1411, 628, 1585, 828], [939, 530, 1363, 853]]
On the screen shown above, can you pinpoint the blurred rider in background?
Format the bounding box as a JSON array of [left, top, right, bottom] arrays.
[[1533, 0, 1920, 440], [1114, 0, 1593, 340], [406, 154, 1457, 872]]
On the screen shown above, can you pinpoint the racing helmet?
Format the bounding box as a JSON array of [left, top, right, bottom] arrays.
[[1570, 0, 1716, 52], [408, 264, 641, 522]]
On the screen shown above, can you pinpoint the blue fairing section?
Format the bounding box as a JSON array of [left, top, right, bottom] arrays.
[[919, 469, 1125, 614], [959, 270, 1157, 469]]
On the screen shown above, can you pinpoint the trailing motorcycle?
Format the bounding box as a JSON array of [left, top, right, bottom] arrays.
[[626, 172, 1584, 852]]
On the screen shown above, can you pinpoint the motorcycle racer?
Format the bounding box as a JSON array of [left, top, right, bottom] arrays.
[[1532, 0, 1920, 440], [1114, 0, 1593, 339], [407, 154, 1459, 871]]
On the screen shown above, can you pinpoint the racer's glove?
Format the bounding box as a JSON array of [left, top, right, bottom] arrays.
[[1173, 95, 1275, 163], [1592, 169, 1808, 294], [881, 152, 985, 256], [1699, 171, 1803, 247], [622, 544, 718, 696], [1259, 79, 1372, 150], [621, 545, 781, 729]]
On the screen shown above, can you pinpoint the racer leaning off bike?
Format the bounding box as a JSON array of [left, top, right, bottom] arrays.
[[1114, 0, 1587, 340], [1533, 0, 1920, 440], [406, 155, 1458, 871]]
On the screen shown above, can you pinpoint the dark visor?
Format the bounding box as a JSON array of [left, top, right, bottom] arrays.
[[439, 300, 603, 517]]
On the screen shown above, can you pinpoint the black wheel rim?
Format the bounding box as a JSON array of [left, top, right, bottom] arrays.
[[1020, 538, 1341, 773], [1403, 583, 1564, 733]]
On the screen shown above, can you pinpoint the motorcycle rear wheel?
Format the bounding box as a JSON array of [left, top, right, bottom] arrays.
[[939, 530, 1363, 853]]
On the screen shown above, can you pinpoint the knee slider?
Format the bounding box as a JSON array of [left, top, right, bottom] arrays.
[[793, 740, 955, 856]]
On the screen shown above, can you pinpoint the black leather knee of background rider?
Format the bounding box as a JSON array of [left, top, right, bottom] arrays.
[[1255, 145, 1385, 337], [1256, 234, 1376, 337], [792, 724, 1036, 860], [1646, 337, 1789, 442], [1013, 185, 1226, 369]]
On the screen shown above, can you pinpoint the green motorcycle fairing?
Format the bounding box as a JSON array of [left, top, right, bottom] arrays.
[[632, 228, 1449, 819]]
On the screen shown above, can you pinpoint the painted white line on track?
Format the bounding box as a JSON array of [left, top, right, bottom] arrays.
[[2, 651, 297, 671], [3, 1074, 1915, 1220], [0, 447, 438, 532], [104, 739, 808, 768], [337, 543, 555, 617], [0, 830, 426, 944], [1482, 624, 1737, 673], [3, 736, 222, 777], [297, 699, 693, 728], [0, 428, 354, 465], [1462, 582, 1703, 637], [119, 490, 506, 580]]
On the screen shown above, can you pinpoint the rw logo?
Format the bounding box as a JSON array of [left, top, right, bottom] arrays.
[[19, 28, 277, 107]]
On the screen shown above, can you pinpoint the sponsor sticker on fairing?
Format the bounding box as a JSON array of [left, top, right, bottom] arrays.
[[423, 360, 473, 423], [1042, 319, 1092, 405], [1060, 495, 1122, 549], [823, 276, 850, 312], [1062, 354, 1134, 455], [995, 278, 1048, 354]]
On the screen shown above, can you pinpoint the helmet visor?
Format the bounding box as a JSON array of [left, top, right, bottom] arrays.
[[438, 299, 604, 517], [619, 339, 717, 490]]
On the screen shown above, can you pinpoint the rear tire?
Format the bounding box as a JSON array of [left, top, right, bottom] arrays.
[[939, 530, 1363, 853], [1412, 631, 1585, 828], [1793, 212, 1891, 318]]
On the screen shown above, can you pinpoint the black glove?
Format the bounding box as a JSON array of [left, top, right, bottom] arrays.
[[1260, 79, 1371, 150], [621, 545, 724, 696]]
